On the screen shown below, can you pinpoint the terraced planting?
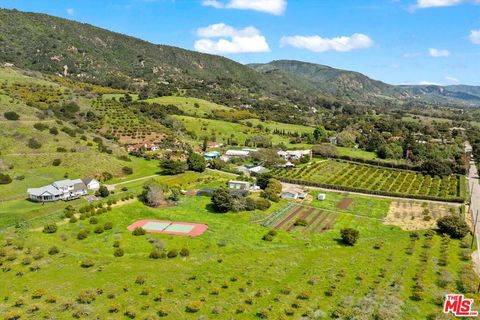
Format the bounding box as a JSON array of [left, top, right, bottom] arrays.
[[272, 160, 465, 202], [90, 99, 168, 144], [264, 205, 340, 234]]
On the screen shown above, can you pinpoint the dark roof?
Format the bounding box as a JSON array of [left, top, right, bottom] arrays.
[[82, 178, 95, 185], [73, 182, 87, 192]]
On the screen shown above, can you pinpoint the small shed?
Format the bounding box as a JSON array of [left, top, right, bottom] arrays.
[[228, 180, 250, 190]]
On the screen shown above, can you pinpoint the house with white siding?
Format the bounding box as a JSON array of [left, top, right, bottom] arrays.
[[27, 178, 99, 202]]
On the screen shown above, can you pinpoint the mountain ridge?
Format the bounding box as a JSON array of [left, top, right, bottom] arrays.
[[1, 8, 480, 107]]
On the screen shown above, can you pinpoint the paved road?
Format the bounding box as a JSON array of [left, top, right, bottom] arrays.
[[467, 161, 480, 272]]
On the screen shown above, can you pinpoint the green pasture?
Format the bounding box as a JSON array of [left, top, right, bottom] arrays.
[[145, 96, 231, 116], [0, 185, 476, 319]]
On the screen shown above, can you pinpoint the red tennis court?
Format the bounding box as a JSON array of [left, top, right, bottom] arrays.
[[127, 219, 208, 237]]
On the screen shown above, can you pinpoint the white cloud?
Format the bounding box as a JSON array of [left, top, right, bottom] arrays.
[[280, 33, 374, 53], [469, 30, 480, 44], [445, 76, 460, 83], [428, 48, 450, 57], [416, 0, 464, 8], [66, 8, 75, 16], [202, 0, 286, 15], [197, 23, 259, 38], [414, 0, 480, 9], [194, 23, 270, 54]]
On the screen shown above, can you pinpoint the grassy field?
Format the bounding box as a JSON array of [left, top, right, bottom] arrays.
[[145, 96, 232, 116], [174, 115, 313, 148], [0, 178, 477, 319], [272, 159, 463, 201]]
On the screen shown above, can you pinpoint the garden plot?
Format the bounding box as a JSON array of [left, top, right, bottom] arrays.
[[267, 205, 340, 234], [384, 201, 458, 230]]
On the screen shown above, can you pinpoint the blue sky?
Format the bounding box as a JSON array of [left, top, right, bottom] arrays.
[[1, 0, 480, 85]]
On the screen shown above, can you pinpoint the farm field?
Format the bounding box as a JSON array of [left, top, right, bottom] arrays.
[[272, 159, 465, 201], [145, 96, 232, 116], [0, 182, 477, 319], [174, 115, 296, 146]]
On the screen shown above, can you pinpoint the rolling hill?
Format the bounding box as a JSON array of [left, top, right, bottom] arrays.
[[1, 8, 480, 108]]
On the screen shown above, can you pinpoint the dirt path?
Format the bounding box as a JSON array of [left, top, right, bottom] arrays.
[[106, 175, 160, 191], [467, 161, 480, 275]]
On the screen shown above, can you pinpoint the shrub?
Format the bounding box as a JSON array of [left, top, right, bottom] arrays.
[[149, 249, 165, 259], [33, 122, 49, 131], [0, 173, 12, 184], [135, 276, 146, 285], [293, 219, 307, 227], [185, 301, 201, 313], [27, 138, 42, 149], [104, 222, 113, 230], [77, 290, 96, 304], [340, 228, 359, 246], [262, 234, 274, 242], [89, 217, 98, 224], [180, 248, 190, 257], [122, 166, 133, 175], [113, 248, 124, 257], [42, 223, 57, 234], [437, 215, 469, 239], [187, 153, 206, 173], [4, 111, 19, 120], [255, 198, 271, 211], [49, 127, 59, 135], [167, 249, 178, 258], [52, 158, 62, 166], [132, 227, 146, 236], [97, 186, 110, 198], [69, 216, 78, 223], [77, 229, 89, 240], [48, 246, 59, 255], [94, 226, 104, 234], [211, 187, 234, 213], [80, 259, 95, 268]]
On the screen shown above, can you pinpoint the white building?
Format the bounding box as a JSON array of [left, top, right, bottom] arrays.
[[82, 178, 100, 191], [226, 150, 250, 157], [281, 188, 307, 200], [27, 178, 98, 202], [228, 180, 250, 190], [277, 150, 312, 161]]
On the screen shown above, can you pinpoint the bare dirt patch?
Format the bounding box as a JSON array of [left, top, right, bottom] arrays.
[[384, 201, 457, 231], [337, 198, 353, 210]]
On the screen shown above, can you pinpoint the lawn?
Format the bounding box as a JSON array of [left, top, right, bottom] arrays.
[[0, 183, 477, 319]]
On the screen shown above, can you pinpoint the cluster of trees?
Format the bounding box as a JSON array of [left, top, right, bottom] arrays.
[[211, 187, 270, 213], [140, 181, 181, 207]]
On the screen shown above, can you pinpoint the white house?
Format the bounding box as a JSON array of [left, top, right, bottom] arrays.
[[82, 178, 100, 191], [228, 180, 250, 190], [28, 178, 99, 202], [226, 150, 250, 157], [277, 150, 312, 161], [236, 165, 269, 176]]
